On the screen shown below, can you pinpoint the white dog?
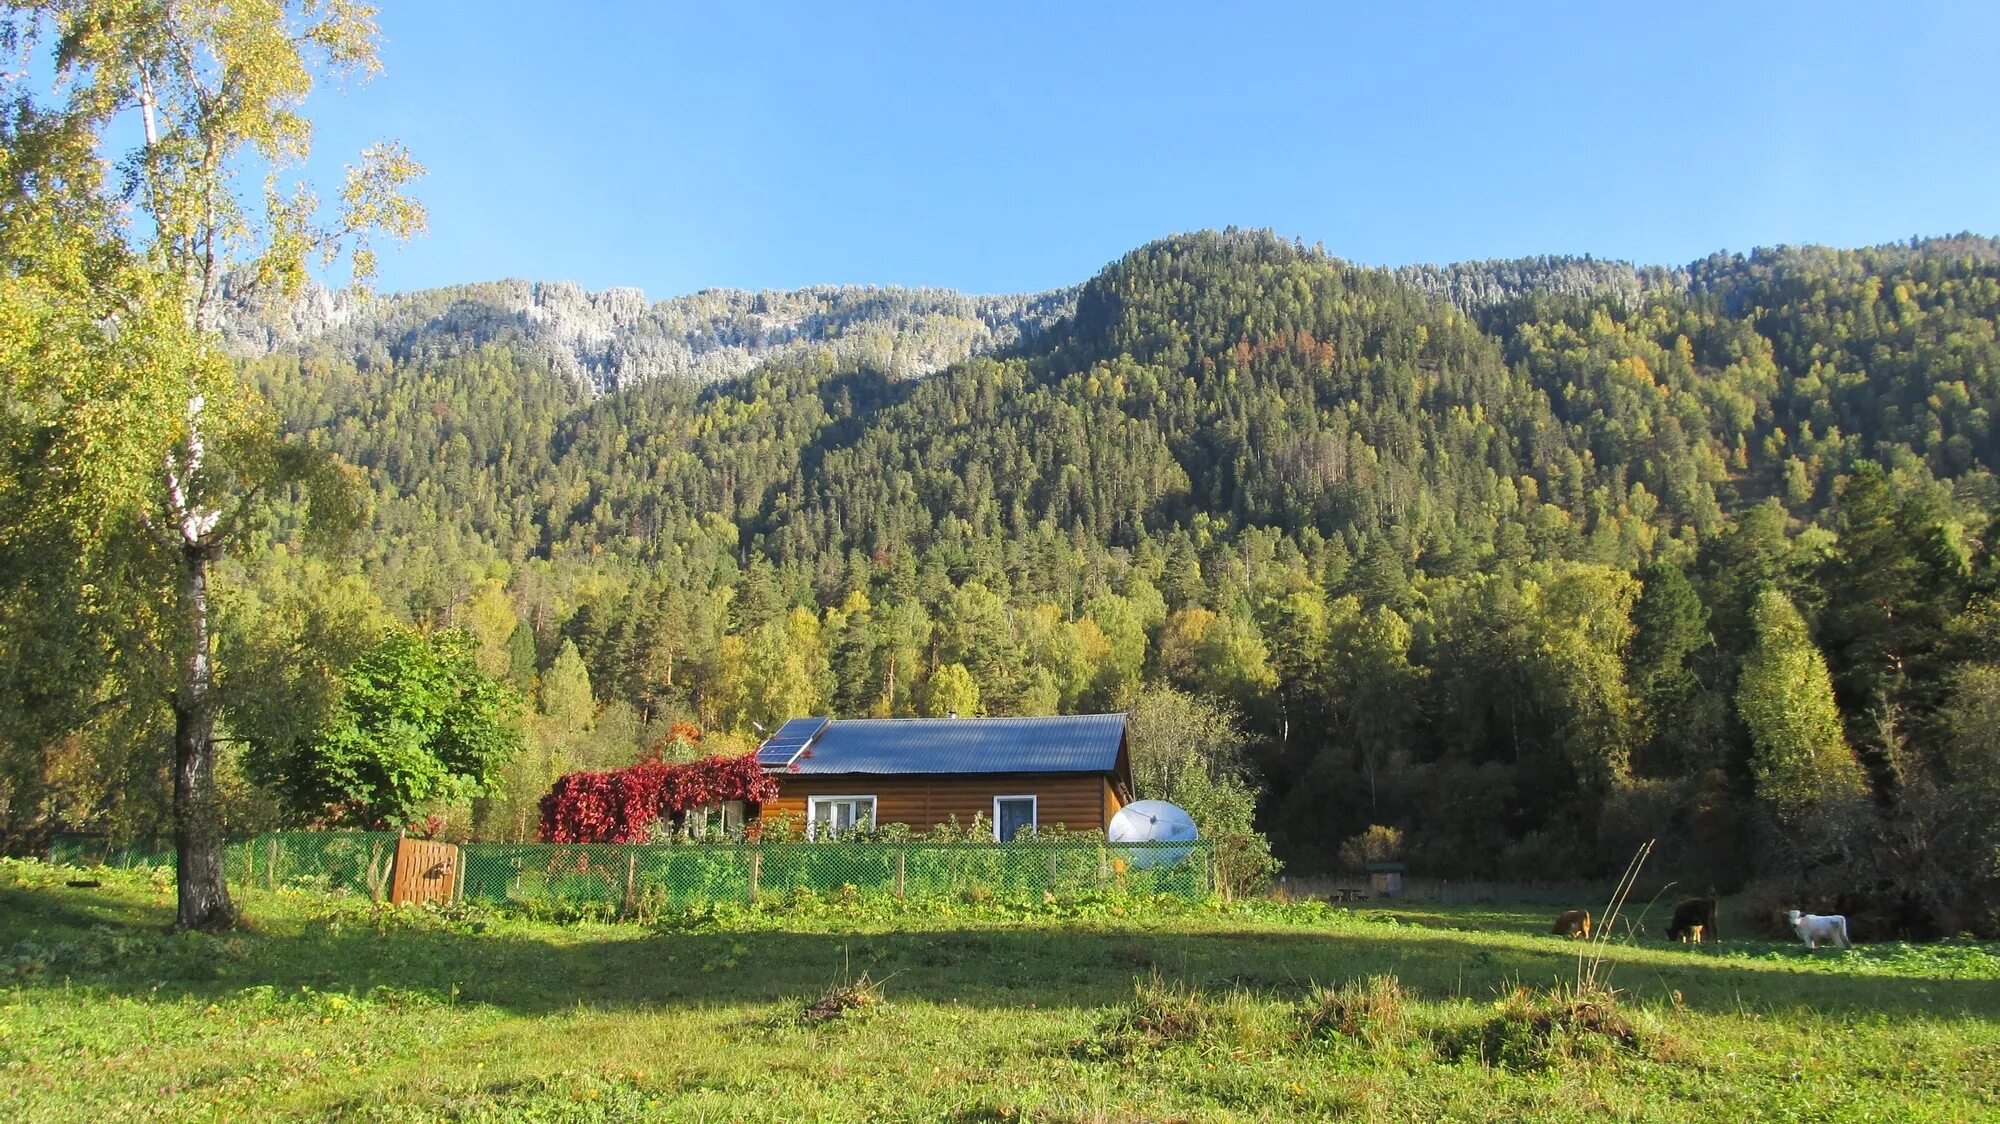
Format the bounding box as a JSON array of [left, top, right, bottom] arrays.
[[1785, 909, 1852, 950]]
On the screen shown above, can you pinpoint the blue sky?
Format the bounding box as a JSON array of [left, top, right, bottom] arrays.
[[306, 1, 2000, 298]]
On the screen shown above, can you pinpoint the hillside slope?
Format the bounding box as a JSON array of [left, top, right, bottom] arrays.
[[256, 230, 2000, 574]]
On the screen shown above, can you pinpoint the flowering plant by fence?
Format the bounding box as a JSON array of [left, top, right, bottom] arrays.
[[47, 831, 1213, 911]]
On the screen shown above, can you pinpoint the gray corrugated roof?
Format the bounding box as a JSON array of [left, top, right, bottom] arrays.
[[763, 713, 1126, 775]]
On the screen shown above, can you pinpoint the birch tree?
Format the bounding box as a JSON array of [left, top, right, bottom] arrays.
[[0, 1, 422, 929]]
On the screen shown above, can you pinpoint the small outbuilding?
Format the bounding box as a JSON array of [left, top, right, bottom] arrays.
[[753, 713, 1134, 840]]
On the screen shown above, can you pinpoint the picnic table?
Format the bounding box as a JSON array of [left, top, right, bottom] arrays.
[[1326, 887, 1368, 903]]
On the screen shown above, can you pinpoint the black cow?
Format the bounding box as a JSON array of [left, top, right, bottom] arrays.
[[1665, 897, 1719, 943]]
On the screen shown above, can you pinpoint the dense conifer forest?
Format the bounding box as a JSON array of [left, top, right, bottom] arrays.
[[12, 228, 2000, 933]]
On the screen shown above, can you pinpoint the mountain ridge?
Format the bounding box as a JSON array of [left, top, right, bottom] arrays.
[[242, 227, 2000, 588], [224, 276, 1078, 393], [230, 229, 2000, 401]]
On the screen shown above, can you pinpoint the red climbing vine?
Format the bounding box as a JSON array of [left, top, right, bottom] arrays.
[[537, 752, 778, 843]]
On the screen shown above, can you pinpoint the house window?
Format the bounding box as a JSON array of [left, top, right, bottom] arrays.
[[807, 796, 876, 840], [686, 800, 745, 838], [993, 795, 1038, 842]]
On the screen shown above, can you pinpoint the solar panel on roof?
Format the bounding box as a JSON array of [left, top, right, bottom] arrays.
[[755, 716, 829, 768], [754, 738, 807, 761], [771, 716, 827, 740]]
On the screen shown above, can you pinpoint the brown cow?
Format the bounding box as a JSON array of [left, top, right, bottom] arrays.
[[1666, 897, 1718, 943], [1551, 908, 1592, 939]]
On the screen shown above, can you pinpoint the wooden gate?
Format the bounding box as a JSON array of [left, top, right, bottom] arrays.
[[389, 837, 461, 905]]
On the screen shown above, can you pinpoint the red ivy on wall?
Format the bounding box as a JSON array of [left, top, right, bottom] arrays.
[[537, 752, 779, 844]]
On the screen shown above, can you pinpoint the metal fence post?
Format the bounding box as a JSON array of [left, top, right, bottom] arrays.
[[747, 849, 762, 904], [895, 849, 907, 899]]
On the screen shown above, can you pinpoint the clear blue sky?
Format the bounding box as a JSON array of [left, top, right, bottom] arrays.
[[307, 1, 2000, 298]]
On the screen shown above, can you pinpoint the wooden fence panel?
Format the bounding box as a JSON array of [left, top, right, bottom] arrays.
[[390, 838, 461, 906]]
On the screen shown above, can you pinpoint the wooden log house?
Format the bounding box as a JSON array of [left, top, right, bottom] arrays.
[[748, 713, 1134, 840]]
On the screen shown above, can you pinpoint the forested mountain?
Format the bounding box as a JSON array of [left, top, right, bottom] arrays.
[[25, 228, 2000, 933], [251, 229, 2000, 589], [224, 277, 1077, 392]]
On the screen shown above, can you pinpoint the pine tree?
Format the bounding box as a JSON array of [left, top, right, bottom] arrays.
[[506, 622, 539, 692], [1352, 540, 1412, 612], [830, 590, 878, 716], [1630, 561, 1714, 776], [1817, 462, 1969, 789]]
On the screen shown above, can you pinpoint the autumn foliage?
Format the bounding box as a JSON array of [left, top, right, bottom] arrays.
[[537, 752, 778, 843]]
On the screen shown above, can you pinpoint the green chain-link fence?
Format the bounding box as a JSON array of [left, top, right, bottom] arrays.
[[49, 832, 399, 897], [48, 832, 1213, 908], [46, 834, 176, 872], [461, 839, 1211, 909]]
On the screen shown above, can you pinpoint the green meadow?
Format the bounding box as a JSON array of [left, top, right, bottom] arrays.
[[3, 859, 1996, 1122]]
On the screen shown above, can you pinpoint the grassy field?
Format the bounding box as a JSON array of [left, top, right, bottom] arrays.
[[3, 858, 1997, 1121]]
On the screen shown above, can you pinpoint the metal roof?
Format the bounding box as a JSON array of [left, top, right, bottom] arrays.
[[759, 713, 1127, 775]]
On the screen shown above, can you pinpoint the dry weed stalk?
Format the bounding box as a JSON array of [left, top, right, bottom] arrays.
[[1577, 838, 1653, 994]]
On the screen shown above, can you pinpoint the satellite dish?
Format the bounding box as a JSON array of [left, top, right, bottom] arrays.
[[1110, 800, 1199, 843], [1108, 800, 1199, 869]]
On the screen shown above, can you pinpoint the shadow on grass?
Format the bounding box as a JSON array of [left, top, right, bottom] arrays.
[[0, 882, 178, 933], [4, 882, 1994, 1022]]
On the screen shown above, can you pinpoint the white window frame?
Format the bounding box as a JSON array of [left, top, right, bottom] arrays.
[[686, 799, 745, 838], [992, 794, 1038, 842], [806, 795, 877, 840]]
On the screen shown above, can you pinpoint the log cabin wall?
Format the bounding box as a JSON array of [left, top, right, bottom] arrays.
[[764, 772, 1121, 835]]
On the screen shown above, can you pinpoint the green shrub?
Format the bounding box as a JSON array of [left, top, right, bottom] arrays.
[[1338, 825, 1403, 872]]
